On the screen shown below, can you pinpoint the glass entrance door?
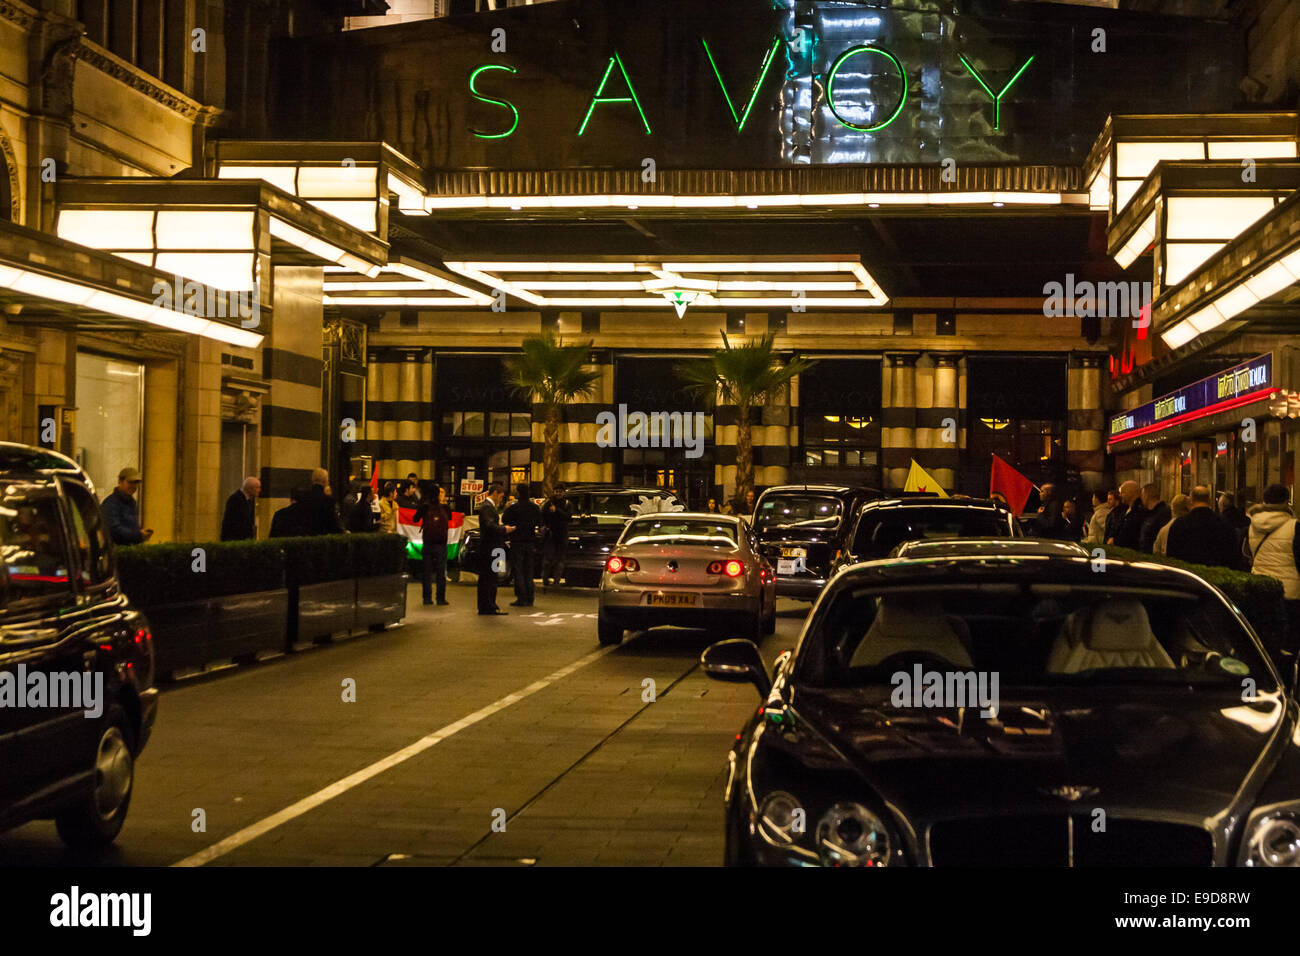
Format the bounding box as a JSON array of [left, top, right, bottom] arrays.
[[75, 353, 144, 498]]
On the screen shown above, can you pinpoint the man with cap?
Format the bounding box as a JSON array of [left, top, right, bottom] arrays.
[[102, 466, 153, 545]]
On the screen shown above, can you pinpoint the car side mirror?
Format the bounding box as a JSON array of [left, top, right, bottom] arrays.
[[701, 639, 771, 697]]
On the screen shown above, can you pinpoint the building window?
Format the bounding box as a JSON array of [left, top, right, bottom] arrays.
[[965, 356, 1067, 490], [434, 354, 530, 508], [75, 352, 144, 502], [796, 359, 882, 484]]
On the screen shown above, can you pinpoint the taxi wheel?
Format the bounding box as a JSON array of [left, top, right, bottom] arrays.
[[56, 713, 134, 849], [597, 613, 624, 646]]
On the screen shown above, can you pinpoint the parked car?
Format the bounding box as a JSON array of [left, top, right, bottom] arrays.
[[597, 513, 775, 646], [752, 484, 881, 600], [703, 540, 1298, 866], [562, 485, 682, 588], [0, 443, 157, 848], [829, 496, 1021, 578]]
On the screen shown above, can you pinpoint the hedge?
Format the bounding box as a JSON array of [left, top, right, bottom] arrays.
[[1099, 545, 1287, 650], [117, 540, 286, 607], [116, 533, 407, 606]]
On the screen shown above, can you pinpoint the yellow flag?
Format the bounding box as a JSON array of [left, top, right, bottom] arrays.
[[903, 459, 948, 497]]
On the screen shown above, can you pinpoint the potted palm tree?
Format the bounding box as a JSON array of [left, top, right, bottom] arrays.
[[506, 331, 602, 495], [680, 331, 812, 505]]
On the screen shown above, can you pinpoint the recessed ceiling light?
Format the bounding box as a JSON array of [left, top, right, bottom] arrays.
[[868, 203, 880, 208], [992, 201, 1004, 207], [509, 204, 522, 210], [627, 204, 638, 210], [746, 203, 758, 209]]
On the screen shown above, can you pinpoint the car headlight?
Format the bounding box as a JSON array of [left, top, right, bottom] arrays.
[[1246, 812, 1300, 867], [758, 791, 805, 846], [816, 802, 891, 867]]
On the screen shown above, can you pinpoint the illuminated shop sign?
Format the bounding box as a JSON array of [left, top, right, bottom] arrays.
[[1108, 353, 1275, 444], [468, 37, 1033, 140]]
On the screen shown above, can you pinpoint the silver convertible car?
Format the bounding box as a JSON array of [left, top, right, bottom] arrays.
[[597, 513, 777, 646]]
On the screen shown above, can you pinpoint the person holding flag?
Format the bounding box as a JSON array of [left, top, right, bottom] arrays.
[[903, 459, 948, 497], [988, 454, 1036, 517], [416, 481, 451, 607]]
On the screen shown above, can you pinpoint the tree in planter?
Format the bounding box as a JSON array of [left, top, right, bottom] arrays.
[[506, 331, 602, 496], [680, 331, 812, 506]]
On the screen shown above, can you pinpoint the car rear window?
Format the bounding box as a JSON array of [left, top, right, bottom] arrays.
[[852, 508, 1011, 558], [1, 489, 75, 607], [622, 518, 737, 544], [798, 583, 1274, 692], [754, 495, 842, 529], [586, 493, 677, 517]]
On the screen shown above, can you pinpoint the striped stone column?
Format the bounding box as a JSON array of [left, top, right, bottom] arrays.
[[916, 352, 961, 491], [259, 266, 325, 530], [1068, 352, 1106, 491], [881, 352, 919, 490], [396, 352, 421, 476]]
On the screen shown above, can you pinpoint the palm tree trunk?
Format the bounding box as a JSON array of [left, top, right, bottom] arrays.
[[735, 399, 753, 503], [542, 403, 560, 496]]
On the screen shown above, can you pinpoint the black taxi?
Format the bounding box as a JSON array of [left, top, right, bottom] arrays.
[[0, 442, 157, 848]]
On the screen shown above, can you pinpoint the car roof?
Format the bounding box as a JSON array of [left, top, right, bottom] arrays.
[[893, 538, 1090, 559], [566, 484, 676, 494], [830, 551, 1223, 592], [759, 484, 876, 496], [0, 441, 91, 486], [857, 496, 1011, 513], [628, 511, 740, 523]]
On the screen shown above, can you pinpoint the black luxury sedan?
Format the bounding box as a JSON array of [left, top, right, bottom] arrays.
[[0, 443, 158, 848], [828, 496, 1021, 578], [752, 485, 881, 600], [703, 540, 1300, 867]]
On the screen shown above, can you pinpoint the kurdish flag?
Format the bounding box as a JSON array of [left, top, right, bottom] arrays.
[[903, 459, 948, 497], [398, 506, 465, 561]]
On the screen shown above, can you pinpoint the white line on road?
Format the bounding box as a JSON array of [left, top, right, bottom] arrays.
[[172, 646, 615, 867]]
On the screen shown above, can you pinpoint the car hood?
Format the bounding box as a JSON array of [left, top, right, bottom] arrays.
[[785, 685, 1290, 822]]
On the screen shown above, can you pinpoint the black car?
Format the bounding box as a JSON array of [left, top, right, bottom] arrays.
[[829, 496, 1021, 578], [555, 485, 682, 587], [752, 485, 881, 599], [703, 540, 1299, 867], [0, 443, 157, 848]]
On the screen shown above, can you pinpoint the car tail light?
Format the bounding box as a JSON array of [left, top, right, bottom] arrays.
[[606, 556, 638, 573], [708, 560, 745, 577]]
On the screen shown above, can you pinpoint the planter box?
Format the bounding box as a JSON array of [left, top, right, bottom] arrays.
[[355, 572, 408, 631], [145, 588, 290, 676], [293, 579, 356, 643]]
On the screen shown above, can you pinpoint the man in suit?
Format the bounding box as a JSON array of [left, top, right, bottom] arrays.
[[269, 486, 313, 537], [476, 482, 515, 615], [1167, 484, 1243, 569], [305, 467, 343, 535], [503, 482, 543, 607], [220, 476, 260, 541]]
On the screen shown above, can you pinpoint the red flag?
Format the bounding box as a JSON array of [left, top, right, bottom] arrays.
[[370, 464, 379, 495], [989, 454, 1034, 516]]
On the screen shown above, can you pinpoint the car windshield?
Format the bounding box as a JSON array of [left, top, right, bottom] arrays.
[[584, 492, 676, 517], [621, 518, 737, 545], [754, 494, 842, 529], [852, 508, 1010, 559], [796, 582, 1275, 692]]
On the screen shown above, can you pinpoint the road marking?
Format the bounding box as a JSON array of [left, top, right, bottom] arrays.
[[171, 646, 615, 867]]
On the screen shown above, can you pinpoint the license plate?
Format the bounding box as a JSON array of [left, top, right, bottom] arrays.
[[780, 547, 806, 558], [646, 592, 698, 607], [777, 559, 798, 575]]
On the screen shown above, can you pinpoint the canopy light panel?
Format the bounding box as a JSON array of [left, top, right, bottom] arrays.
[[422, 191, 1084, 213], [0, 263, 263, 347], [1087, 113, 1299, 221], [211, 141, 430, 232], [322, 258, 493, 307], [1160, 248, 1300, 350], [441, 257, 888, 313]]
